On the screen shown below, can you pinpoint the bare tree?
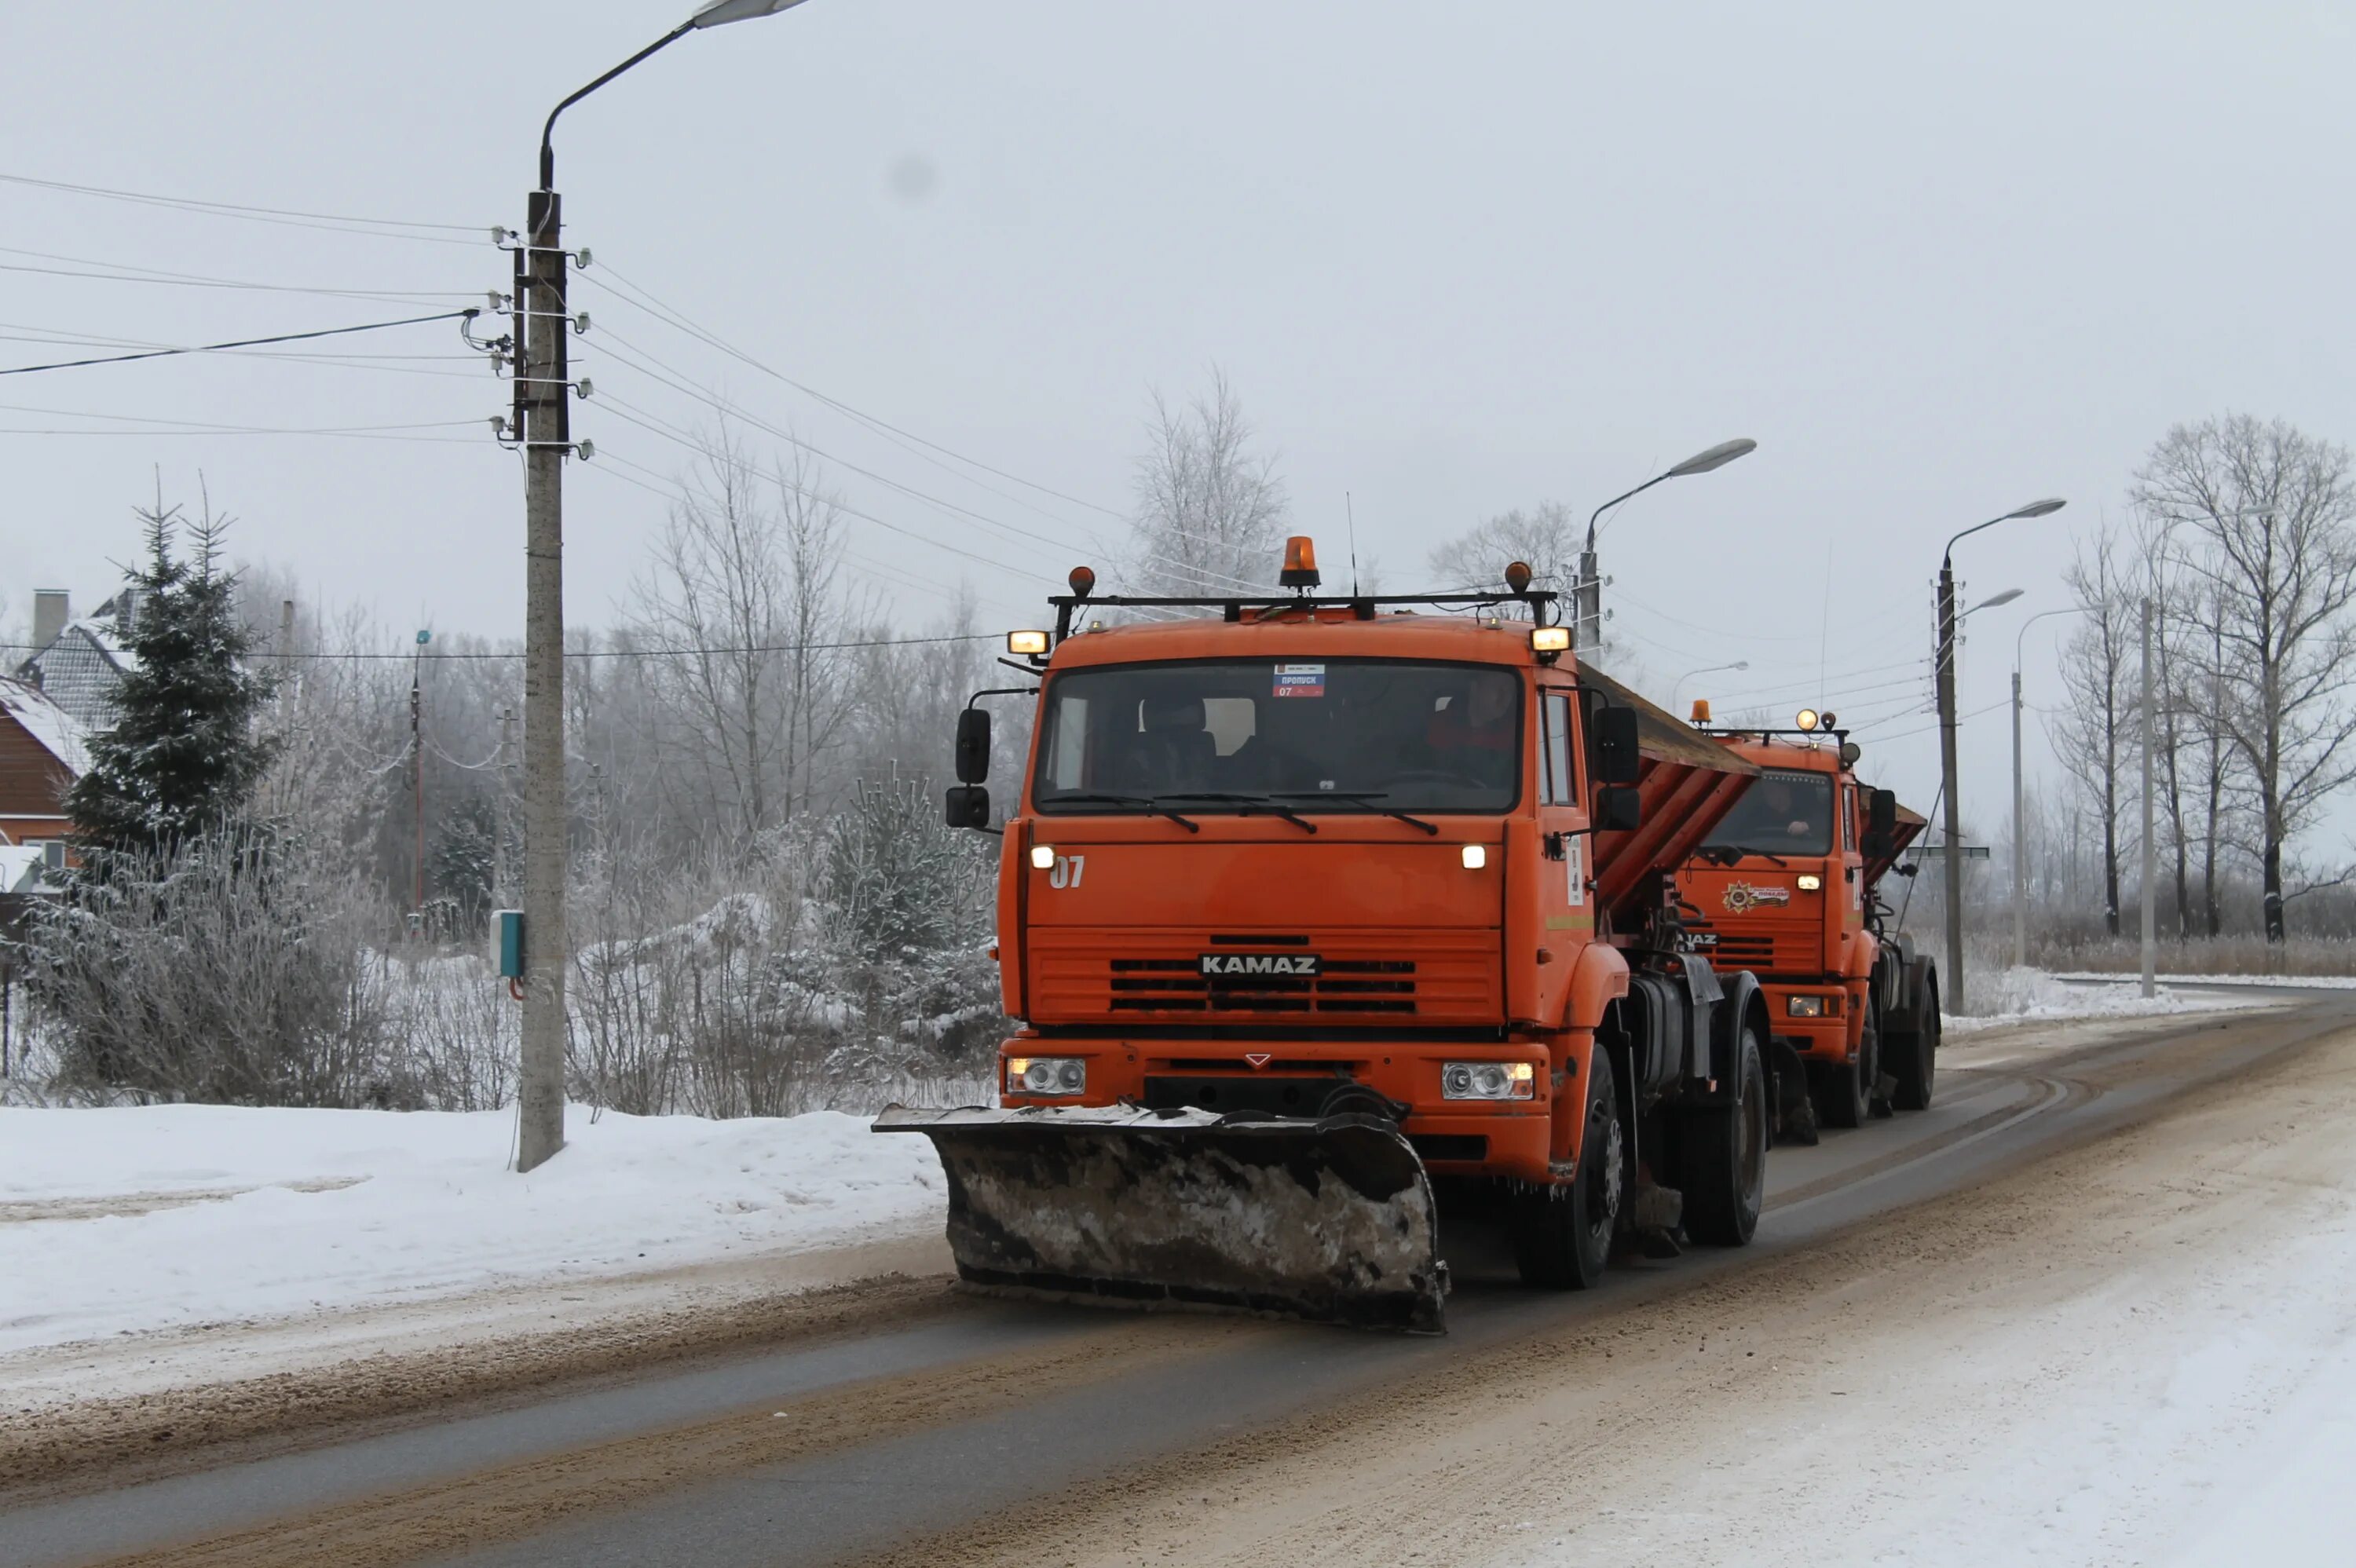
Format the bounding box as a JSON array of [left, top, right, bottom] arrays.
[[2052, 524, 2138, 935], [1426, 503, 1580, 602], [1129, 370, 1288, 598], [2134, 415, 2356, 942], [628, 426, 797, 839]]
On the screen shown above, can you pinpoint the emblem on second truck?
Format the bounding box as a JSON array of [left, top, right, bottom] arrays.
[[1722, 882, 1791, 915]]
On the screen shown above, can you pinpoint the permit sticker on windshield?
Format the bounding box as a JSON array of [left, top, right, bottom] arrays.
[[1272, 663, 1326, 699]]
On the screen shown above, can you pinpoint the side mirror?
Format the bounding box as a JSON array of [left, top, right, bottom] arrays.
[[1868, 788, 1898, 836], [1862, 829, 1893, 859], [1593, 706, 1642, 785], [1596, 784, 1642, 832], [944, 784, 991, 828], [954, 708, 991, 784]]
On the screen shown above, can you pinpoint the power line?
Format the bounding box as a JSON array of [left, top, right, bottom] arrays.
[[0, 309, 477, 376], [0, 250, 479, 307], [580, 261, 1127, 523], [0, 170, 485, 242]]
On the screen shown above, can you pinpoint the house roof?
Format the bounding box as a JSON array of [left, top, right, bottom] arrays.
[[12, 619, 134, 730], [0, 677, 92, 775]]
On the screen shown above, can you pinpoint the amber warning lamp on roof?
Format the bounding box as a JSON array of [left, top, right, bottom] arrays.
[[1067, 565, 1096, 599], [1690, 699, 1713, 724], [1280, 535, 1321, 590]]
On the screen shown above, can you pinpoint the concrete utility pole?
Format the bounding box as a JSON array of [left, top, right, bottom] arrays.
[[515, 175, 569, 1173], [1576, 438, 1756, 654], [1937, 562, 1965, 1008], [1936, 499, 2065, 1014], [514, 0, 818, 1175], [2141, 596, 2157, 999]]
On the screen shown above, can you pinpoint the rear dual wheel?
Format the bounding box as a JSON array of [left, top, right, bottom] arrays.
[[1511, 1047, 1619, 1290]]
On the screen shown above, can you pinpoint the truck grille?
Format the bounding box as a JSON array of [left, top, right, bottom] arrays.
[[1030, 927, 1501, 1025], [1692, 926, 1816, 974], [1109, 957, 1416, 1014]]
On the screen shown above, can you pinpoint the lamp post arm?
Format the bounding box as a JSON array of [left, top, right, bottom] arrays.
[[540, 24, 694, 189], [1942, 513, 2009, 565], [1587, 472, 1673, 553]]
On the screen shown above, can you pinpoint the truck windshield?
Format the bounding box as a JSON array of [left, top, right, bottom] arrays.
[[1033, 659, 1522, 814], [1699, 769, 1835, 857]]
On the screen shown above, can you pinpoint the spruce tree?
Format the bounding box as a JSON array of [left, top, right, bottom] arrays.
[[67, 502, 276, 861]]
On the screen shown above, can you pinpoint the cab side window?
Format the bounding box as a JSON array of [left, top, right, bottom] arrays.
[[1540, 693, 1579, 806]]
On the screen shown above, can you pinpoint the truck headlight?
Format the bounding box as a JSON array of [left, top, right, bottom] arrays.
[[1441, 1061, 1536, 1100], [1796, 873, 1822, 891], [1787, 996, 1825, 1018], [1007, 1056, 1085, 1095]]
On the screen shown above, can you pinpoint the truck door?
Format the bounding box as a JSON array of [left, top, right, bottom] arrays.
[[1535, 687, 1588, 1024]]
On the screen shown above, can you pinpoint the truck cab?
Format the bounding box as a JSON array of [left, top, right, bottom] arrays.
[[1674, 716, 1935, 1128]]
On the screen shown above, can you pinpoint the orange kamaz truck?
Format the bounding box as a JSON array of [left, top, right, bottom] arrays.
[[879, 541, 1793, 1332], [1674, 709, 1936, 1133]]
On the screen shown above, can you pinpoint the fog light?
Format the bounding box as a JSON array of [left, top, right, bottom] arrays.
[[1030, 844, 1055, 870], [1529, 626, 1570, 656], [1796, 873, 1823, 891], [1442, 1060, 1538, 1100], [1008, 1056, 1085, 1095], [1007, 629, 1049, 656], [1787, 996, 1825, 1018], [1461, 844, 1487, 870]]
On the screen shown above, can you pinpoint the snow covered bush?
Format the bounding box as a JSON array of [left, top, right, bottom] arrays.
[[20, 825, 401, 1107]]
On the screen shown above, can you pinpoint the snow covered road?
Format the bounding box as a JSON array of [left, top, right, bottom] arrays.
[[5, 998, 2353, 1567]]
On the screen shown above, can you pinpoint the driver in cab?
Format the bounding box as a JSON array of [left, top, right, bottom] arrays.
[[1424, 678, 1518, 788]]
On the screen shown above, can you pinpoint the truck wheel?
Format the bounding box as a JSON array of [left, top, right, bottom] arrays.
[[1511, 1047, 1619, 1289], [1681, 1020, 1767, 1247], [1813, 1026, 1873, 1131], [1890, 976, 1939, 1111]]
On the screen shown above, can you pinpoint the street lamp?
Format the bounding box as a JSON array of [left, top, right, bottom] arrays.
[[1934, 499, 2062, 1017], [2010, 605, 2083, 969], [1670, 659, 1749, 717], [1576, 438, 1758, 653], [514, 0, 817, 1175]]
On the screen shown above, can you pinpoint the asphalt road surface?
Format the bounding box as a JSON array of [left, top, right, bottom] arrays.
[[6, 995, 2347, 1568]]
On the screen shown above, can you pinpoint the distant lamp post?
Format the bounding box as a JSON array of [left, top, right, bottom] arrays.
[[1670, 660, 1749, 717], [1935, 499, 2062, 1014], [1578, 438, 1758, 654], [514, 0, 818, 1175], [2010, 605, 2084, 969]]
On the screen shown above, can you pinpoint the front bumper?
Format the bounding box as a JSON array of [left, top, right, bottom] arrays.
[[993, 1035, 1556, 1183]]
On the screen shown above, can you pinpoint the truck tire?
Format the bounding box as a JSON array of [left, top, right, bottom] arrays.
[[1681, 1020, 1767, 1246], [1813, 1022, 1875, 1131], [1511, 1047, 1619, 1290], [1890, 974, 1939, 1111]]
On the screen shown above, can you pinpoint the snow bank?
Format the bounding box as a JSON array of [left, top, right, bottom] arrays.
[[0, 1103, 943, 1355], [2051, 969, 2356, 990], [1947, 967, 2271, 1033]]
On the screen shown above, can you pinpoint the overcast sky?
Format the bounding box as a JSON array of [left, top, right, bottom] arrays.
[[5, 0, 2352, 854]]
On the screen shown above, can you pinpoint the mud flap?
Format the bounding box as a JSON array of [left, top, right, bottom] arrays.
[[1769, 1038, 1820, 1146], [873, 1105, 1449, 1333]]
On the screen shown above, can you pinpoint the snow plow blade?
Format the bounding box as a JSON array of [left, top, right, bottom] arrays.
[[873, 1105, 1448, 1333]]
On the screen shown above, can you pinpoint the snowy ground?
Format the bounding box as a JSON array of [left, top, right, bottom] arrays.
[[0, 1103, 943, 1358], [1946, 964, 2288, 1033]]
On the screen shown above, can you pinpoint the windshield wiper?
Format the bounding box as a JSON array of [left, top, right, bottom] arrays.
[[1703, 844, 1789, 867], [1270, 791, 1439, 835], [1158, 791, 1319, 835], [1041, 791, 1199, 832]]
